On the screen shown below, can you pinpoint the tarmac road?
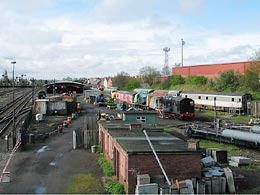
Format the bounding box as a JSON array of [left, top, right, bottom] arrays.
[[0, 105, 104, 194]]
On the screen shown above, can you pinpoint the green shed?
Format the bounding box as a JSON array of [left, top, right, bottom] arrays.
[[122, 110, 157, 125]]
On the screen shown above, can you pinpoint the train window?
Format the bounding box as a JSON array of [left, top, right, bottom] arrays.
[[232, 98, 234, 102], [136, 116, 146, 123], [198, 96, 201, 99], [206, 97, 208, 100], [190, 101, 194, 106], [239, 98, 241, 102]]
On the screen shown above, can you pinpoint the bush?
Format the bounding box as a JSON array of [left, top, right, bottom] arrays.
[[185, 75, 207, 85], [96, 145, 102, 154], [105, 181, 125, 194], [98, 154, 115, 176], [169, 75, 185, 86]]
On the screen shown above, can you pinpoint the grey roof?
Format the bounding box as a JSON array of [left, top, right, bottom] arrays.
[[99, 120, 197, 154], [122, 110, 157, 115], [44, 80, 86, 87]]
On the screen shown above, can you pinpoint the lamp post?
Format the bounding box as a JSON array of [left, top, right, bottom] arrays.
[[11, 61, 16, 147], [53, 79, 56, 96], [31, 78, 35, 105], [181, 39, 185, 66]]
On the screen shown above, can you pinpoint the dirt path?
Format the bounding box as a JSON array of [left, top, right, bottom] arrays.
[[0, 109, 104, 194]]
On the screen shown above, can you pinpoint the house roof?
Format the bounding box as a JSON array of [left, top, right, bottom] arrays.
[[122, 110, 157, 115], [99, 120, 196, 154]]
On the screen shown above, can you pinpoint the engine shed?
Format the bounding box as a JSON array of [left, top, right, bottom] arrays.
[[44, 81, 85, 94]]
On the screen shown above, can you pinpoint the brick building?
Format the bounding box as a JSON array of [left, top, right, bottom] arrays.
[[172, 61, 250, 78], [98, 120, 202, 194]]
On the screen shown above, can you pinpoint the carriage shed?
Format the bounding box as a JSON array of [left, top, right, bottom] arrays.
[[44, 81, 85, 94], [98, 120, 202, 194]]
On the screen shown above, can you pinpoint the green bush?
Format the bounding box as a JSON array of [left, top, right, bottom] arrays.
[[170, 75, 185, 86], [105, 181, 125, 194], [98, 153, 115, 176], [96, 145, 102, 154], [185, 75, 207, 85]]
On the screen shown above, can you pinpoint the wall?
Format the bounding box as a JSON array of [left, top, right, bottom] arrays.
[[126, 153, 202, 194], [172, 61, 250, 78]]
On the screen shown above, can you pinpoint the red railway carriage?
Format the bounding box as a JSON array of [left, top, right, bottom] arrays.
[[115, 91, 136, 104]]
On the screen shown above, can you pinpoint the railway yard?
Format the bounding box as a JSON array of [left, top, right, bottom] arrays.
[[0, 88, 35, 152], [0, 87, 260, 193]]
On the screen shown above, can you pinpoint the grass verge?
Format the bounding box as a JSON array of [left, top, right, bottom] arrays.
[[65, 173, 102, 194]]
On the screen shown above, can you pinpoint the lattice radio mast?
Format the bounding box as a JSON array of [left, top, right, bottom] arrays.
[[162, 47, 170, 76]]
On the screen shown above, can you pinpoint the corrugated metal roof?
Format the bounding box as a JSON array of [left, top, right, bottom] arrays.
[[44, 80, 86, 87]]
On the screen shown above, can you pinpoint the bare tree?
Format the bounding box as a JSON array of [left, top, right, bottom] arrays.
[[139, 66, 160, 87], [113, 71, 130, 89]]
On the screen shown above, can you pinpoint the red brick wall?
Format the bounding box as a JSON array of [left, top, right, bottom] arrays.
[[173, 66, 191, 77], [172, 61, 250, 78], [126, 153, 202, 194]]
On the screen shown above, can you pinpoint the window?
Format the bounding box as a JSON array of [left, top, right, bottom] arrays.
[[136, 116, 146, 123], [232, 98, 234, 102], [198, 96, 201, 99], [206, 96, 208, 100]]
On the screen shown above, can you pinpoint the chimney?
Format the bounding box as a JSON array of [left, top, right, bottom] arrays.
[[187, 139, 200, 150]]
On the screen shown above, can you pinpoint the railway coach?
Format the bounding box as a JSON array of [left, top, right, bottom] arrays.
[[180, 91, 252, 114], [115, 90, 136, 104]]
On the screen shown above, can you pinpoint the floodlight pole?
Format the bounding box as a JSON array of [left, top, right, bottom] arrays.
[[181, 39, 185, 67], [11, 61, 16, 147]]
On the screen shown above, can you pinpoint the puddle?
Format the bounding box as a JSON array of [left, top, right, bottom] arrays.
[[49, 153, 63, 166], [37, 145, 51, 153], [49, 161, 56, 166], [35, 184, 46, 194]]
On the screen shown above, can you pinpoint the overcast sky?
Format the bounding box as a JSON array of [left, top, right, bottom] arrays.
[[0, 0, 259, 80]]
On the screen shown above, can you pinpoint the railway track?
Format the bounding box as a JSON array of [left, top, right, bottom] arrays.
[[0, 88, 35, 151]]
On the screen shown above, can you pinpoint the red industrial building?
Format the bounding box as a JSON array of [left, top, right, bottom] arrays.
[[98, 120, 202, 194], [172, 61, 250, 78]]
